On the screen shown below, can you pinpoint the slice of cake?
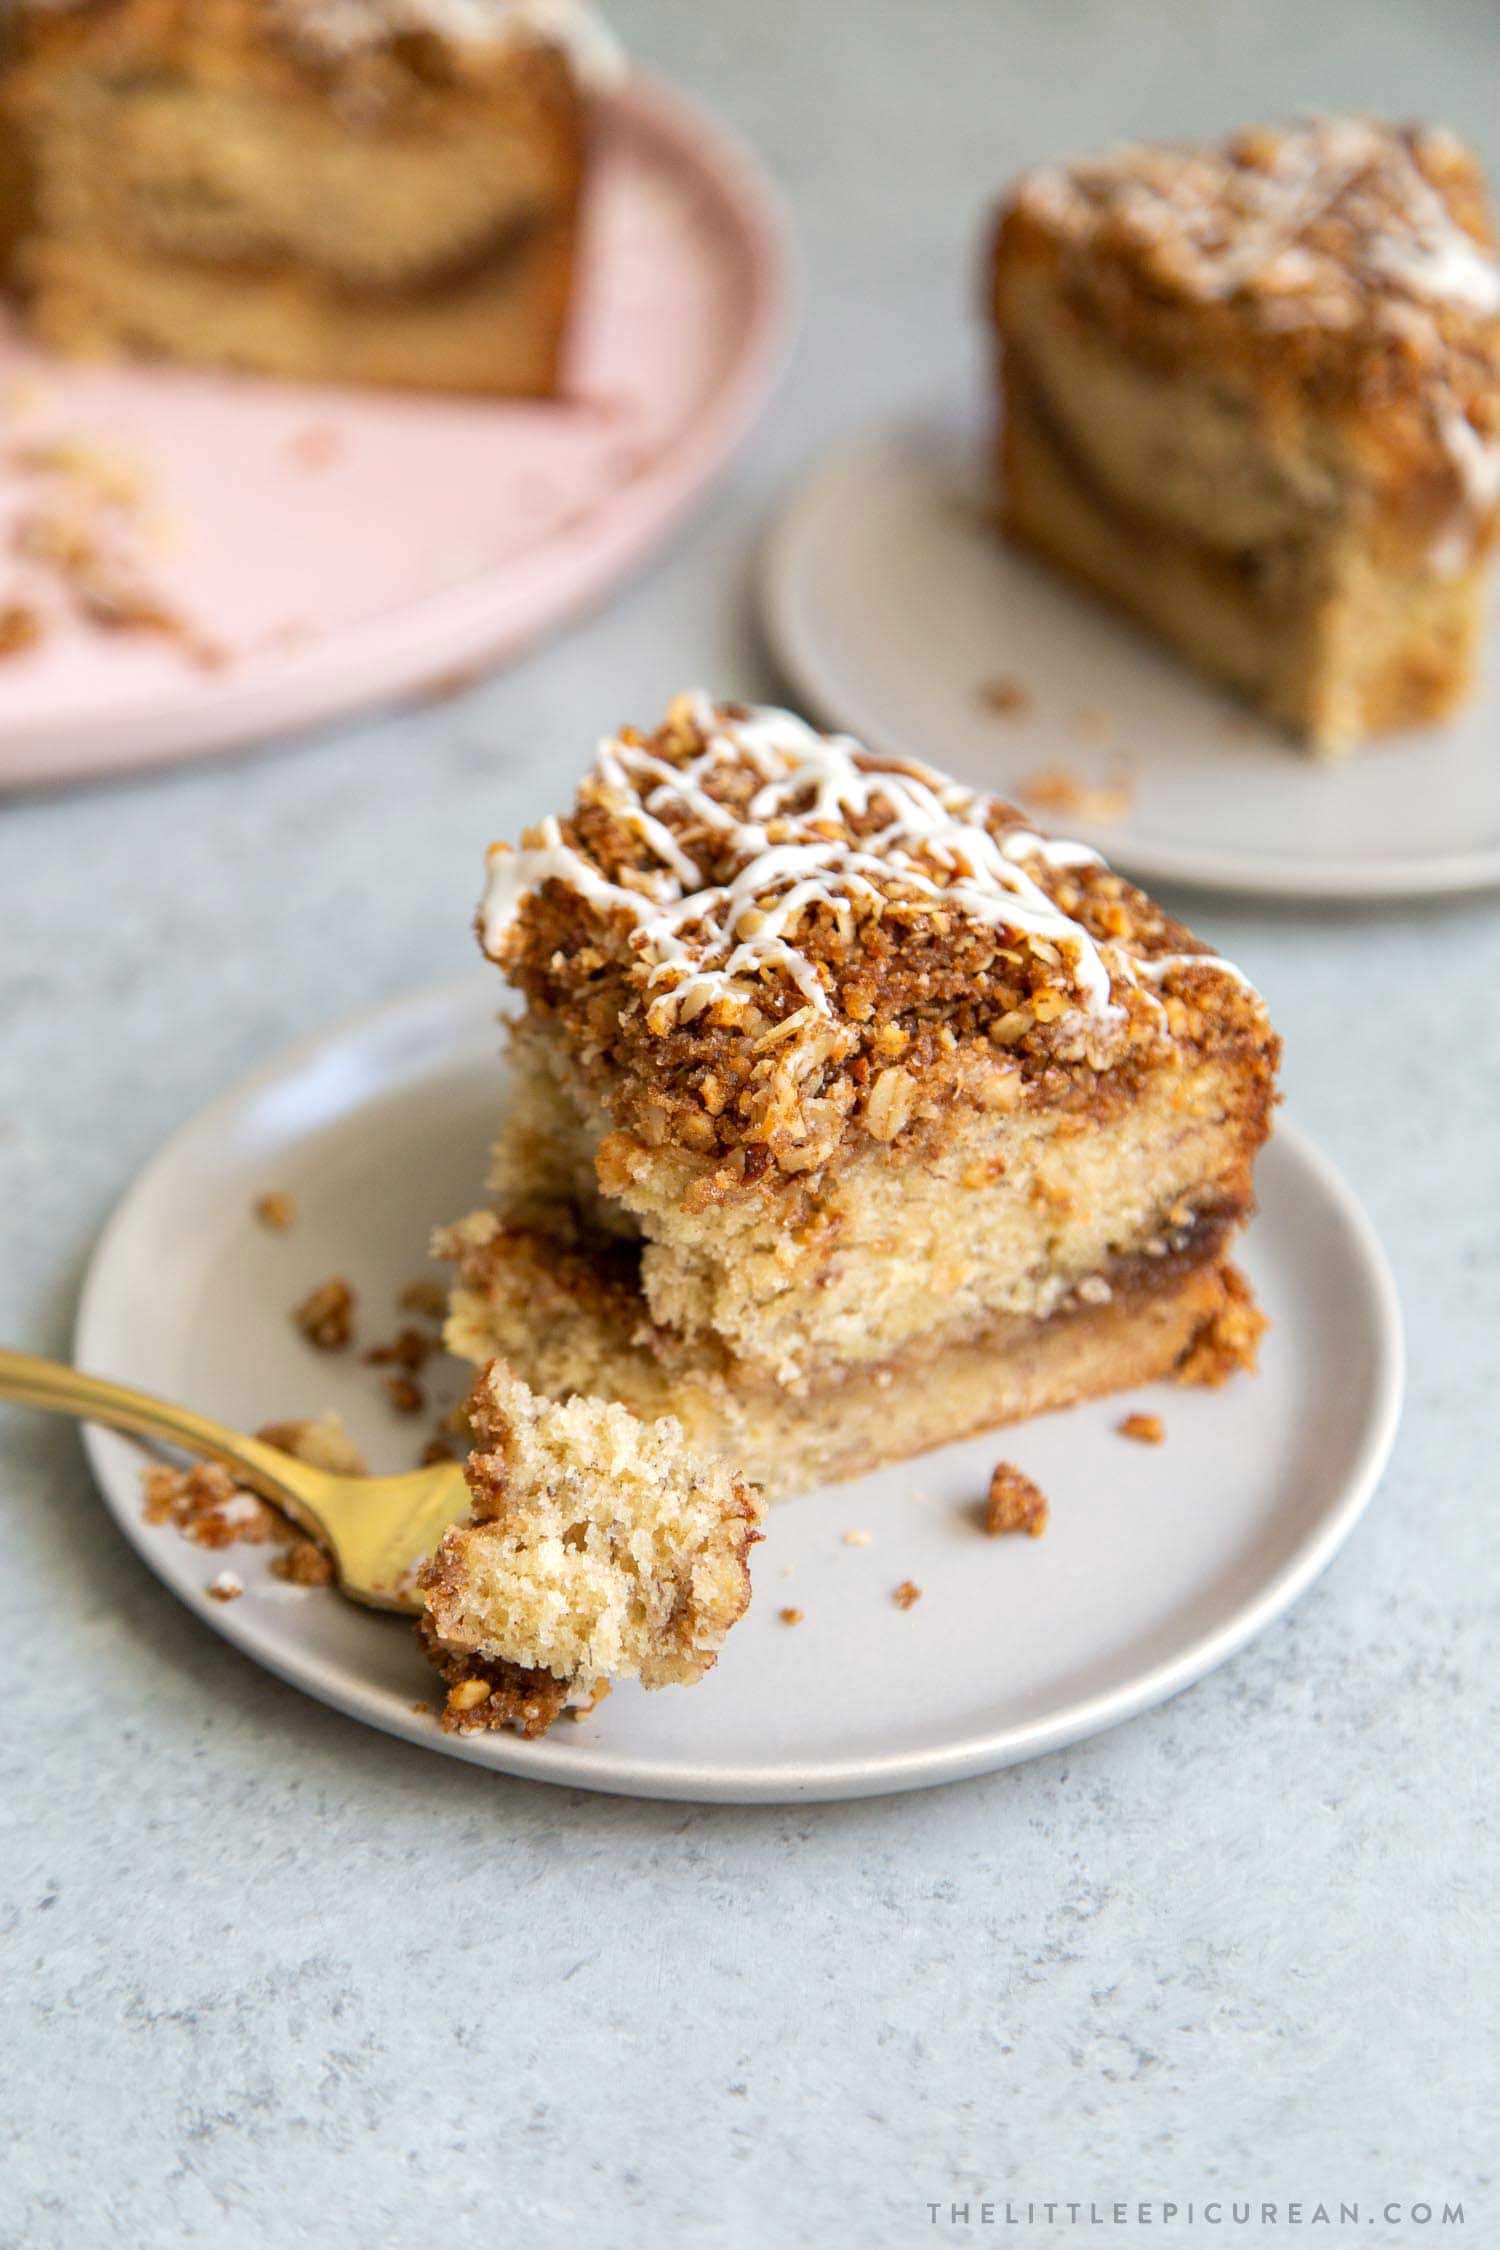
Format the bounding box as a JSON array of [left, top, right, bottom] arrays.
[[418, 1364, 762, 1735], [989, 118, 1500, 753], [439, 693, 1279, 1498], [0, 0, 619, 396]]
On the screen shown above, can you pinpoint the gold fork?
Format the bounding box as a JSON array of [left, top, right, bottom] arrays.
[[0, 1348, 471, 1613]]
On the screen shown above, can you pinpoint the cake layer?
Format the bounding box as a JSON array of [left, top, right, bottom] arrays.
[[492, 1008, 1272, 1383], [441, 1214, 1265, 1499], [420, 1365, 761, 1698], [1002, 365, 1486, 750], [21, 216, 576, 392]]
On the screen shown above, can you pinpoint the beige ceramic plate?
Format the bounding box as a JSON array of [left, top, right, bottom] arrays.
[[76, 981, 1402, 1802]]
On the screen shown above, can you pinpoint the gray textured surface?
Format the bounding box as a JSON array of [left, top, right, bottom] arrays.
[[2, 3, 1497, 2244]]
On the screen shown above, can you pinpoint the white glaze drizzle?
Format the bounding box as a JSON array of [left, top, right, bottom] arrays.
[[480, 699, 1256, 1035], [1019, 117, 1500, 526]]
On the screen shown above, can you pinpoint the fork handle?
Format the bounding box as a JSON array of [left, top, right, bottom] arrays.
[[0, 1347, 324, 1532]]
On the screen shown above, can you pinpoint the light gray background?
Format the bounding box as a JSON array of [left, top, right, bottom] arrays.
[[2, 4, 1497, 2244]]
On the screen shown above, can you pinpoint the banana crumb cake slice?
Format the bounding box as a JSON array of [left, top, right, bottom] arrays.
[[441, 694, 1280, 1498], [990, 118, 1500, 752], [419, 1365, 762, 1736], [0, 0, 618, 396]]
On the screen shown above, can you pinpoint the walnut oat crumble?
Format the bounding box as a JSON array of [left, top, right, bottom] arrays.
[[1117, 1411, 1166, 1445], [293, 1276, 355, 1351], [984, 1462, 1050, 1538]]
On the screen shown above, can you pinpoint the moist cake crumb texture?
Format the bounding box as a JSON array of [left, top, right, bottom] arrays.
[[418, 1363, 762, 1731]]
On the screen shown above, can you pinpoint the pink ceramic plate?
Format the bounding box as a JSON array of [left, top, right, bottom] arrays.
[[0, 74, 793, 792]]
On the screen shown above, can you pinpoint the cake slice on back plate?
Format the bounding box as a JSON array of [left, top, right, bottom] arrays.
[[989, 118, 1500, 753], [440, 694, 1279, 1498], [0, 0, 620, 396]]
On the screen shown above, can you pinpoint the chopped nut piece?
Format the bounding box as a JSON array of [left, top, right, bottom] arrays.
[[449, 1675, 491, 1712], [892, 1579, 923, 1610], [294, 1277, 355, 1351], [1118, 1410, 1166, 1444], [206, 1570, 243, 1602], [778, 1606, 804, 1626], [383, 1373, 425, 1416], [253, 1190, 296, 1232], [985, 1462, 1050, 1538]]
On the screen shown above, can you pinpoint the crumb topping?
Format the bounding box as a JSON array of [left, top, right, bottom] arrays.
[[1005, 117, 1500, 516], [480, 696, 1268, 1177], [892, 1579, 923, 1610], [294, 1276, 355, 1351], [984, 1461, 1050, 1537], [1117, 1410, 1166, 1444]]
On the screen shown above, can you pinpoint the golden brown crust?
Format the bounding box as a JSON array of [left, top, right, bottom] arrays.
[[991, 119, 1500, 538], [485, 699, 1279, 1197]]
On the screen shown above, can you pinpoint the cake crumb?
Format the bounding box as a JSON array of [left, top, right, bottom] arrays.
[[1176, 1265, 1268, 1387], [398, 1278, 448, 1322], [567, 1680, 613, 1720], [1019, 766, 1132, 823], [779, 1605, 804, 1626], [205, 1570, 243, 1602], [142, 1461, 279, 1548], [269, 1537, 335, 1587], [410, 1699, 434, 1717], [253, 1190, 296, 1232], [365, 1326, 435, 1373], [0, 601, 43, 660], [294, 1276, 355, 1351], [842, 1528, 872, 1547], [977, 674, 1031, 717], [1118, 1411, 1166, 1445], [985, 1462, 1050, 1538], [383, 1373, 425, 1416], [892, 1579, 923, 1610]]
